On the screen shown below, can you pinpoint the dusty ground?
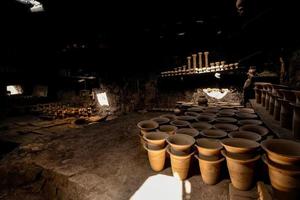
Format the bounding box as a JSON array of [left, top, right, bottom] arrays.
[[0, 112, 255, 200]]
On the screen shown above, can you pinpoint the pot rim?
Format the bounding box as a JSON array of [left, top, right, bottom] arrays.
[[221, 150, 260, 163], [194, 154, 225, 163], [166, 146, 194, 158], [262, 154, 300, 174], [261, 139, 300, 159]]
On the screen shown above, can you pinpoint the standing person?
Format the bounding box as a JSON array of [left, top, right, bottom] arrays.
[[243, 66, 256, 106]]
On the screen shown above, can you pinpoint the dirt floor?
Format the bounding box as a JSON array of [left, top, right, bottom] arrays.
[[0, 112, 268, 200]]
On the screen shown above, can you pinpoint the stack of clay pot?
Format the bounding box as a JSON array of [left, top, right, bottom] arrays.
[[166, 134, 195, 180], [277, 89, 295, 129], [194, 138, 225, 185], [261, 139, 300, 200], [291, 91, 300, 139], [221, 138, 261, 190], [137, 120, 159, 150]]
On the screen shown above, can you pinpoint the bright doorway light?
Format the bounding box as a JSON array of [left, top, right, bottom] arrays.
[[6, 85, 23, 95], [96, 92, 109, 106], [203, 88, 229, 99]]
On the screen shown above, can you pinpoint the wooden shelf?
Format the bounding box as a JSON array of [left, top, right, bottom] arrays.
[[250, 99, 293, 139]]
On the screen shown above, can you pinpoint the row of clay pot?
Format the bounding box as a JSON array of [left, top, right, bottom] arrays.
[[254, 82, 300, 138]]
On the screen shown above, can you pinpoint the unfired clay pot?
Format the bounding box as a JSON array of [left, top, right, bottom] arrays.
[[166, 134, 195, 152], [159, 125, 178, 135], [200, 129, 228, 139], [151, 117, 170, 125], [176, 128, 200, 138], [143, 131, 169, 149], [221, 138, 260, 154], [239, 125, 269, 137], [144, 144, 167, 172], [228, 131, 262, 142], [261, 139, 300, 165], [215, 117, 237, 123], [191, 122, 213, 131], [195, 154, 225, 185], [195, 138, 223, 156], [235, 112, 258, 119], [167, 146, 194, 180], [238, 119, 263, 126], [262, 154, 300, 200], [222, 150, 260, 191], [137, 120, 159, 135], [214, 123, 239, 132], [170, 120, 190, 128]]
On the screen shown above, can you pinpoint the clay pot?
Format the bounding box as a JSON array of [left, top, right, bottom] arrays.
[[166, 134, 195, 152], [176, 128, 200, 138], [195, 154, 225, 185], [203, 108, 220, 113], [238, 119, 263, 126], [191, 122, 213, 131], [167, 146, 194, 180], [144, 144, 167, 171], [261, 139, 300, 165], [200, 112, 217, 117], [235, 112, 258, 119], [262, 154, 300, 200], [279, 99, 293, 129], [137, 120, 159, 135], [184, 111, 200, 117], [170, 120, 190, 128], [143, 131, 169, 149], [159, 125, 178, 135], [214, 123, 239, 132], [291, 103, 300, 139], [176, 115, 198, 123], [238, 108, 255, 114], [222, 150, 261, 191], [221, 138, 260, 154], [187, 106, 205, 112], [228, 131, 262, 142], [159, 114, 177, 121], [197, 115, 215, 123], [195, 138, 223, 156], [200, 129, 228, 139], [215, 117, 237, 123], [220, 109, 238, 113], [138, 132, 146, 151], [150, 117, 170, 125], [239, 125, 269, 137], [217, 112, 235, 117]]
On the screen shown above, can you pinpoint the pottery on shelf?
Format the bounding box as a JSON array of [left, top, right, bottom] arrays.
[[235, 112, 258, 119], [191, 122, 213, 131], [215, 117, 237, 123], [228, 131, 262, 142], [214, 123, 239, 132], [221, 138, 260, 154], [239, 125, 269, 137], [144, 144, 167, 172], [261, 139, 300, 165], [222, 150, 261, 191], [143, 131, 169, 149], [159, 125, 178, 135], [170, 120, 191, 128], [238, 119, 263, 126], [200, 129, 228, 139], [176, 128, 200, 138], [195, 138, 223, 157], [150, 117, 170, 125], [137, 120, 159, 135], [166, 134, 195, 152]]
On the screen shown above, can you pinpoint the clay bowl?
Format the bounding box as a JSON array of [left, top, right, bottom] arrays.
[[166, 134, 196, 152], [137, 120, 159, 134], [197, 115, 215, 123], [215, 117, 237, 124], [170, 120, 191, 128], [195, 138, 223, 156], [221, 138, 260, 154], [151, 117, 170, 125], [143, 131, 169, 148], [238, 108, 255, 114], [159, 125, 178, 135], [176, 128, 200, 138], [214, 123, 239, 132], [235, 112, 258, 119], [176, 115, 198, 123], [184, 111, 200, 117], [159, 114, 177, 121], [191, 122, 213, 131], [239, 125, 269, 137], [200, 129, 228, 139], [228, 131, 262, 142], [261, 139, 300, 165], [238, 119, 263, 126]]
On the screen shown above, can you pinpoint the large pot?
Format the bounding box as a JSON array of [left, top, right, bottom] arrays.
[[144, 144, 167, 172], [221, 138, 260, 154], [195, 138, 223, 157], [143, 131, 169, 149], [166, 134, 195, 152], [137, 120, 159, 135]]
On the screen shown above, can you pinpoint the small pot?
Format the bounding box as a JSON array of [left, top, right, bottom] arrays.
[[143, 131, 169, 149], [144, 144, 167, 172], [176, 128, 200, 138], [159, 125, 178, 135], [137, 120, 159, 135], [200, 129, 228, 139], [239, 125, 269, 137], [195, 138, 223, 157], [221, 138, 260, 154], [228, 131, 262, 142], [166, 134, 195, 152], [214, 123, 239, 132]]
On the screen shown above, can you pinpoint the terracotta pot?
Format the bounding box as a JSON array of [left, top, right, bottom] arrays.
[[203, 108, 220, 113], [221, 138, 260, 154], [222, 150, 260, 191], [143, 131, 169, 149], [228, 131, 262, 142], [176, 128, 200, 138], [167, 146, 194, 180], [262, 154, 300, 200], [144, 144, 167, 171], [195, 138, 223, 156], [195, 154, 225, 185], [166, 134, 195, 152], [176, 115, 198, 123], [238, 119, 263, 126], [214, 123, 239, 132], [184, 111, 200, 117], [191, 122, 213, 131], [217, 112, 235, 117], [187, 106, 205, 113], [279, 99, 293, 129], [170, 120, 190, 128], [215, 117, 237, 123], [239, 125, 269, 137], [199, 112, 217, 118], [159, 114, 177, 121], [220, 108, 238, 113], [197, 115, 215, 123], [291, 103, 300, 139], [261, 139, 300, 165], [159, 125, 178, 135], [200, 129, 228, 139], [150, 117, 170, 125], [235, 112, 258, 119], [137, 120, 159, 135]]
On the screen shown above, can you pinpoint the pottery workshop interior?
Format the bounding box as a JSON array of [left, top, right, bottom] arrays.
[[1, 0, 300, 200]]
